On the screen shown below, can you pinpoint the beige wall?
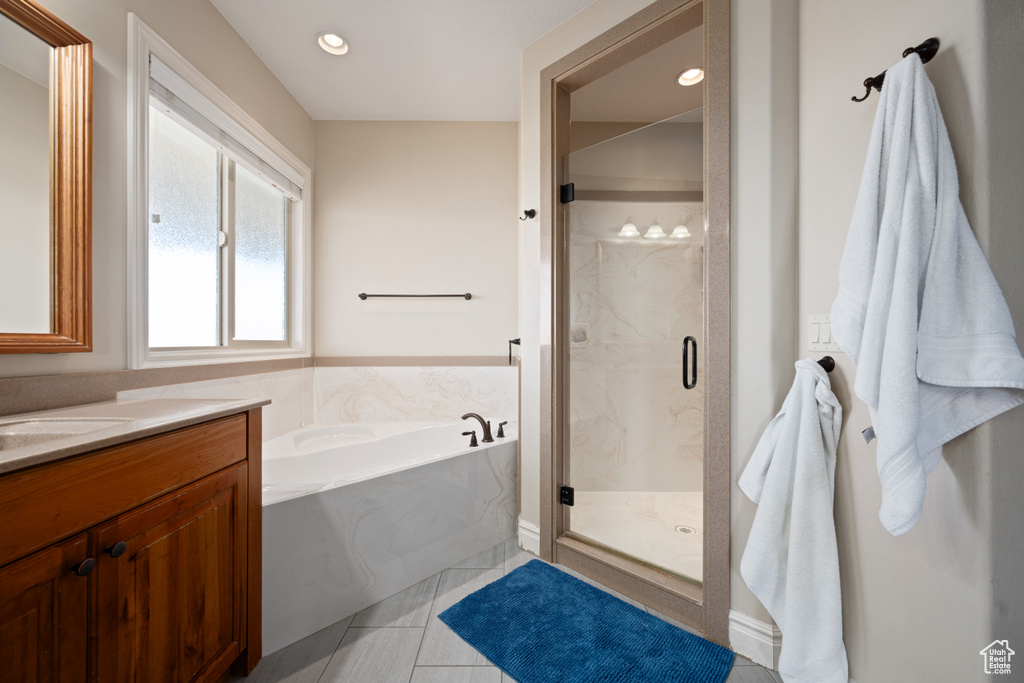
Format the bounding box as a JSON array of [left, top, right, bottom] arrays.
[[313, 121, 518, 357], [0, 66, 50, 333], [799, 1, 1023, 681], [979, 0, 1024, 655], [729, 0, 799, 629], [0, 0, 314, 378]]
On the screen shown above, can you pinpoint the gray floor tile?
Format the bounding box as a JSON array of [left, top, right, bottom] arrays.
[[725, 662, 779, 683], [416, 568, 504, 666], [732, 655, 759, 666], [502, 674, 518, 683], [227, 617, 351, 683], [503, 538, 537, 574], [450, 542, 505, 569], [410, 666, 503, 683], [350, 573, 441, 627], [319, 627, 423, 683]]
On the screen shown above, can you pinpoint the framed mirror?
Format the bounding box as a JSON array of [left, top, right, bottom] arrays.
[[0, 0, 91, 353]]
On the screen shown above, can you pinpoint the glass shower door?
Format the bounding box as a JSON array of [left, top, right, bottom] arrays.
[[563, 111, 705, 584]]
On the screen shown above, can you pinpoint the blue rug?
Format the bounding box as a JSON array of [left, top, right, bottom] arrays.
[[438, 559, 735, 683]]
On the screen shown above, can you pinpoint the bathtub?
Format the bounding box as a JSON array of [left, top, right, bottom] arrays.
[[261, 420, 517, 655]]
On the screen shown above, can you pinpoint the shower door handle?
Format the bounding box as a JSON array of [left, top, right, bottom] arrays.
[[682, 336, 697, 390]]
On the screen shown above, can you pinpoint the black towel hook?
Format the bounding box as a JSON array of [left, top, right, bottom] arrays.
[[818, 356, 836, 373], [851, 37, 940, 102]]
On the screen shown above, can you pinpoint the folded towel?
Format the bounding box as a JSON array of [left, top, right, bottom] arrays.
[[830, 54, 1024, 536], [740, 359, 847, 683]]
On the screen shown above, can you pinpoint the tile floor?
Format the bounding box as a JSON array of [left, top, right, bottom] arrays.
[[231, 537, 782, 683]]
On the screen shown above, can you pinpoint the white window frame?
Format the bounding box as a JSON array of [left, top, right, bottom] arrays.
[[127, 14, 312, 368]]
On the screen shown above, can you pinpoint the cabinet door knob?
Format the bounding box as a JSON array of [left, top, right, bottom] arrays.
[[71, 558, 95, 577], [105, 541, 127, 558]]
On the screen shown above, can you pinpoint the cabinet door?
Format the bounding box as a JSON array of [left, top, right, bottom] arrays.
[[94, 465, 247, 683], [0, 534, 89, 683]]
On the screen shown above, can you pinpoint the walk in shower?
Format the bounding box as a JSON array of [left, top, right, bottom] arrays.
[[564, 109, 705, 584]]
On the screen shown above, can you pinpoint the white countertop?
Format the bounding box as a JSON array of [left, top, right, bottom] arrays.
[[0, 398, 269, 476]]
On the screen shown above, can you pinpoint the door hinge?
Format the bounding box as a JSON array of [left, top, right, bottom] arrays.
[[560, 183, 575, 204], [560, 485, 574, 506]]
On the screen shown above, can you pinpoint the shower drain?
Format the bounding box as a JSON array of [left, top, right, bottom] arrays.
[[674, 525, 697, 535]]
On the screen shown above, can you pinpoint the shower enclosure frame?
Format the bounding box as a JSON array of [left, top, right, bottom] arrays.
[[538, 0, 731, 644]]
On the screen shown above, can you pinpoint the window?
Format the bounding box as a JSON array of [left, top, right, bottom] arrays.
[[129, 17, 310, 367]]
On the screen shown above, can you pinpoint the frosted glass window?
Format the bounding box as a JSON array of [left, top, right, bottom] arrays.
[[234, 165, 287, 340], [147, 105, 220, 348]]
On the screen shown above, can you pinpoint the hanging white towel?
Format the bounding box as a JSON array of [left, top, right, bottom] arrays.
[[830, 54, 1024, 537], [740, 359, 847, 683]]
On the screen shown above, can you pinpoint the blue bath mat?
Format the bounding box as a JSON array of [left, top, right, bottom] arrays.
[[438, 559, 734, 683]]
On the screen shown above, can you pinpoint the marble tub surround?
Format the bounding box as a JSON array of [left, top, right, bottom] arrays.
[[313, 366, 518, 423], [117, 366, 520, 442], [118, 368, 313, 442], [569, 491, 704, 582], [568, 201, 705, 494], [262, 436, 517, 655], [0, 398, 268, 475]]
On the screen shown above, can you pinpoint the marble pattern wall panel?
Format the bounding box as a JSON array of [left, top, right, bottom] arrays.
[[568, 201, 704, 493], [117, 368, 314, 441], [262, 440, 517, 655], [314, 366, 518, 424]]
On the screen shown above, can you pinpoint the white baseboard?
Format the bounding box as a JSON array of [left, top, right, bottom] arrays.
[[729, 609, 781, 669], [517, 517, 541, 555]]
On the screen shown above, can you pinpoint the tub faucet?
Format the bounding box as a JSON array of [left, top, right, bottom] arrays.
[[461, 413, 494, 443]]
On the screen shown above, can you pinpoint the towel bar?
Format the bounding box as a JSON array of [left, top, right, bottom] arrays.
[[358, 293, 472, 300]]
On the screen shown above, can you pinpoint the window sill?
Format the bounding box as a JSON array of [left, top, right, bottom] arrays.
[[135, 345, 310, 370]]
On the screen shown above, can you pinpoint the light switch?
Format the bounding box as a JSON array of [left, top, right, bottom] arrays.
[[809, 314, 841, 352]]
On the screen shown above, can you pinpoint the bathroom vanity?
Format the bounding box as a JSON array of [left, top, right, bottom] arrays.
[[0, 398, 266, 681]]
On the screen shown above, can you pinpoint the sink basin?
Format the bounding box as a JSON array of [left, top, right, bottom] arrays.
[[0, 418, 132, 450]]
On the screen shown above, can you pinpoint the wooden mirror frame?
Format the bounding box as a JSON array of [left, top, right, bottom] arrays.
[[0, 0, 91, 353]]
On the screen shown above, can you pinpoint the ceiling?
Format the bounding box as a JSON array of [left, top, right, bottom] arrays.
[[571, 25, 704, 123], [210, 0, 598, 121]]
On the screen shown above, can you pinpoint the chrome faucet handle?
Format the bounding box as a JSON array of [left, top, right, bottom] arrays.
[[497, 421, 508, 438], [461, 431, 478, 447]]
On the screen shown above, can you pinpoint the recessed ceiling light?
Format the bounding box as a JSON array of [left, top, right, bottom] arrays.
[[677, 66, 704, 86], [317, 32, 349, 55]]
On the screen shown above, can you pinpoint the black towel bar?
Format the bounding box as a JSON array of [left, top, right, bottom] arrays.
[[358, 293, 472, 300]]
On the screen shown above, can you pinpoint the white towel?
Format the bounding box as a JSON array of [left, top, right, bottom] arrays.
[[740, 359, 847, 683], [831, 54, 1024, 536]]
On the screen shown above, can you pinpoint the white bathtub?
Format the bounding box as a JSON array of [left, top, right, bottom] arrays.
[[261, 420, 517, 655]]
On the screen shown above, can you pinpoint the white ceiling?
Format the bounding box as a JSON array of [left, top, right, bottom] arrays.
[[210, 0, 598, 121]]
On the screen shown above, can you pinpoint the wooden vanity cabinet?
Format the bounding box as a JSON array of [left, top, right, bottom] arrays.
[[0, 409, 262, 683], [93, 464, 247, 682], [0, 534, 89, 682]]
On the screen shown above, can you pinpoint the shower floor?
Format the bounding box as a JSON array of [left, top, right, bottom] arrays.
[[569, 490, 703, 583]]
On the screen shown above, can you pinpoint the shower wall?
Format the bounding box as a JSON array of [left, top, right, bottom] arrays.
[[569, 200, 704, 493]]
